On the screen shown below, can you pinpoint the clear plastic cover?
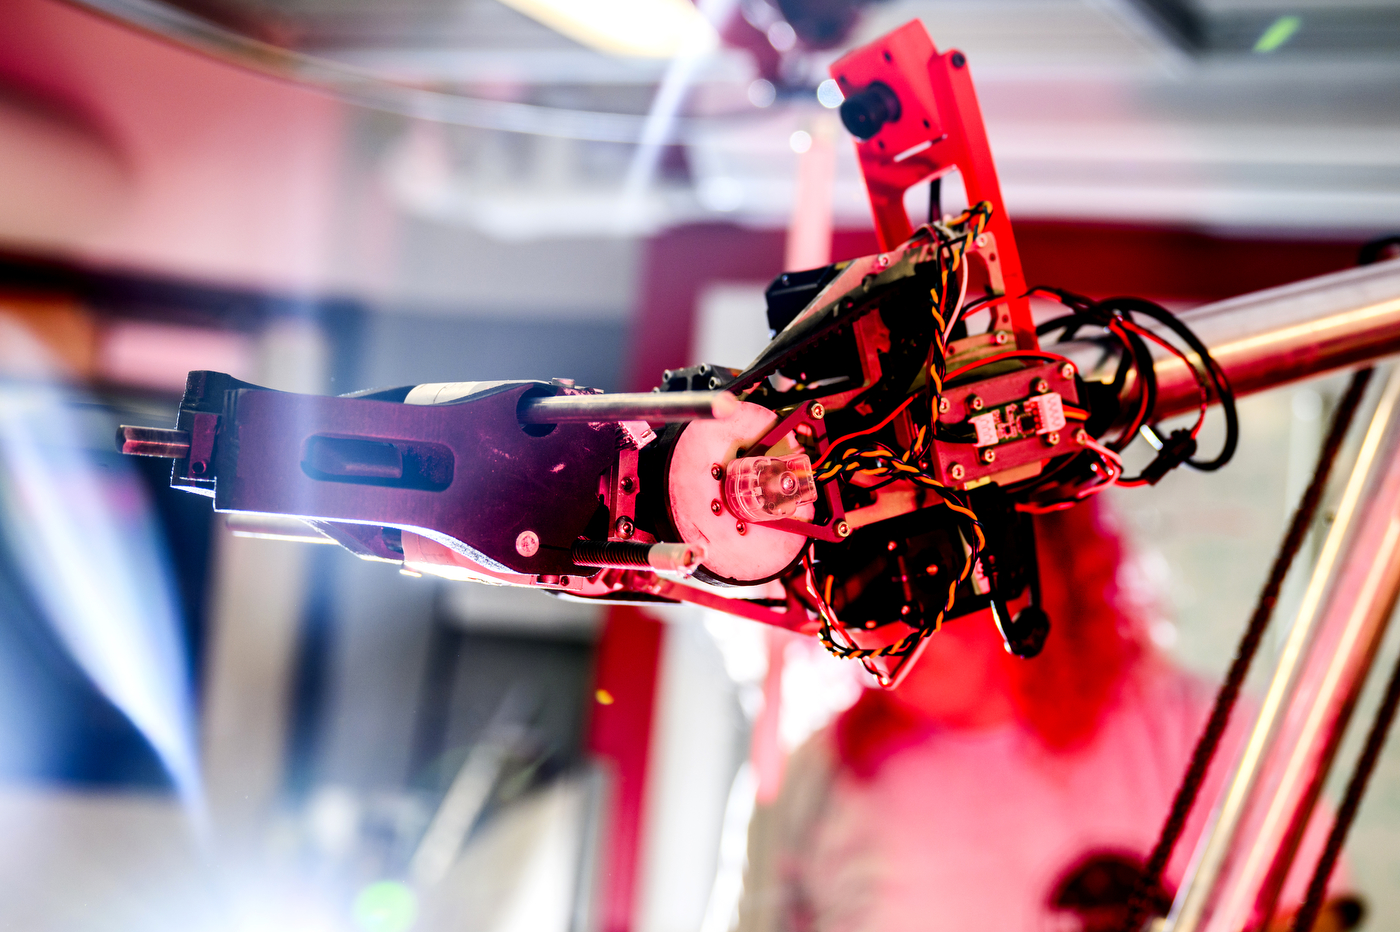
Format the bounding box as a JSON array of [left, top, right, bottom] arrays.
[[723, 452, 818, 523]]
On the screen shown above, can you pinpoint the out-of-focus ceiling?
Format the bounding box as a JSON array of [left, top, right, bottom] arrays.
[[66, 0, 1400, 237]]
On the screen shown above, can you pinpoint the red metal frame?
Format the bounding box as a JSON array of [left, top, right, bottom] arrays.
[[830, 20, 1037, 350]]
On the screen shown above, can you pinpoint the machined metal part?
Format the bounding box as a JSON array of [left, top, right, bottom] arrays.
[[572, 541, 706, 574], [517, 390, 739, 424], [1166, 366, 1400, 932]]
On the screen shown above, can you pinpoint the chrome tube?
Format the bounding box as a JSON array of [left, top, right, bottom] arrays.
[[1166, 366, 1400, 932], [1153, 257, 1400, 419], [518, 390, 739, 424]]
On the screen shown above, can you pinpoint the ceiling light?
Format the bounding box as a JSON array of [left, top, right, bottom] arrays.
[[497, 0, 719, 58]]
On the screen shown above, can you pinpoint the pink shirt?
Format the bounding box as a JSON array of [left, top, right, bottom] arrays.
[[739, 666, 1339, 932]]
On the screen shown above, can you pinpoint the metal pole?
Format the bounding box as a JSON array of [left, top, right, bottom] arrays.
[[518, 390, 739, 424], [1152, 257, 1400, 420], [1166, 365, 1400, 932]]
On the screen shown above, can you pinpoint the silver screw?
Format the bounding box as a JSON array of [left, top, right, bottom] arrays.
[[516, 530, 540, 557], [968, 395, 984, 411], [994, 331, 1009, 345], [1044, 431, 1061, 446], [711, 464, 724, 480], [937, 396, 951, 414], [836, 520, 852, 538], [615, 516, 635, 539], [808, 401, 826, 420], [1060, 362, 1076, 380], [875, 254, 890, 270], [711, 499, 723, 515], [980, 448, 997, 464], [735, 521, 747, 535], [1075, 429, 1089, 445], [1033, 378, 1050, 394], [950, 464, 966, 481]]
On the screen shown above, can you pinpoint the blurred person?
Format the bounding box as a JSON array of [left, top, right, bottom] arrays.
[[737, 499, 1356, 932]]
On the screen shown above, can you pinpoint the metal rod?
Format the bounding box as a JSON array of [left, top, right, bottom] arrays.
[[1166, 365, 1400, 932], [116, 425, 191, 458], [1153, 257, 1400, 420], [517, 390, 739, 424]]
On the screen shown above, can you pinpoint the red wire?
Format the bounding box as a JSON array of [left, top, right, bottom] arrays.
[[1121, 319, 1211, 438], [944, 350, 1065, 384], [811, 395, 916, 471]]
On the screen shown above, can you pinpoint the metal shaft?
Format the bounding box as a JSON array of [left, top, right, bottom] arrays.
[[517, 390, 739, 424], [116, 425, 191, 458], [1153, 257, 1400, 419], [1166, 365, 1400, 932]]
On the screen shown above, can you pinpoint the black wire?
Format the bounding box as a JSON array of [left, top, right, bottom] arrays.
[[1290, 624, 1400, 932], [1119, 367, 1373, 932]]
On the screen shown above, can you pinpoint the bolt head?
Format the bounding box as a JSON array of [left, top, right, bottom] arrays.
[[980, 448, 997, 464], [994, 331, 1010, 345], [836, 521, 851, 538], [735, 521, 747, 535], [515, 530, 540, 557], [1060, 362, 1076, 380], [937, 396, 951, 414], [1075, 429, 1089, 445], [875, 254, 890, 270], [1044, 431, 1061, 446], [975, 234, 988, 248], [950, 463, 966, 480], [711, 499, 723, 515], [968, 395, 984, 411], [620, 476, 636, 493], [1033, 378, 1050, 394], [711, 464, 724, 481], [808, 401, 826, 420], [614, 516, 635, 539]]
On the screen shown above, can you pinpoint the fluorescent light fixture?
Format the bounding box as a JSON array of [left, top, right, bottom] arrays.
[[498, 0, 719, 58]]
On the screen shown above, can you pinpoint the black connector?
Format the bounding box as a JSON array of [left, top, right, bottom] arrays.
[[1141, 428, 1198, 485]]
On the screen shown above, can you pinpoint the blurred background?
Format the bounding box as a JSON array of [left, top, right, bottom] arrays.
[[0, 0, 1397, 929]]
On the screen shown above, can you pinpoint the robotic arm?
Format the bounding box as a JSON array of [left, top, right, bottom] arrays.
[[118, 20, 1247, 687]]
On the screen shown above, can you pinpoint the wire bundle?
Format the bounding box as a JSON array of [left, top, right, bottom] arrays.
[[804, 204, 994, 675]]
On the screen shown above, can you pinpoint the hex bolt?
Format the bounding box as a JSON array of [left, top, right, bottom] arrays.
[[1060, 362, 1076, 380], [836, 520, 852, 538], [735, 521, 747, 535], [1044, 431, 1061, 446], [1033, 378, 1050, 394], [1075, 429, 1089, 445], [968, 395, 984, 411], [516, 530, 540, 557], [980, 448, 997, 464], [950, 463, 966, 480], [614, 516, 635, 539], [711, 499, 723, 515], [711, 464, 724, 480], [808, 401, 826, 420]]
